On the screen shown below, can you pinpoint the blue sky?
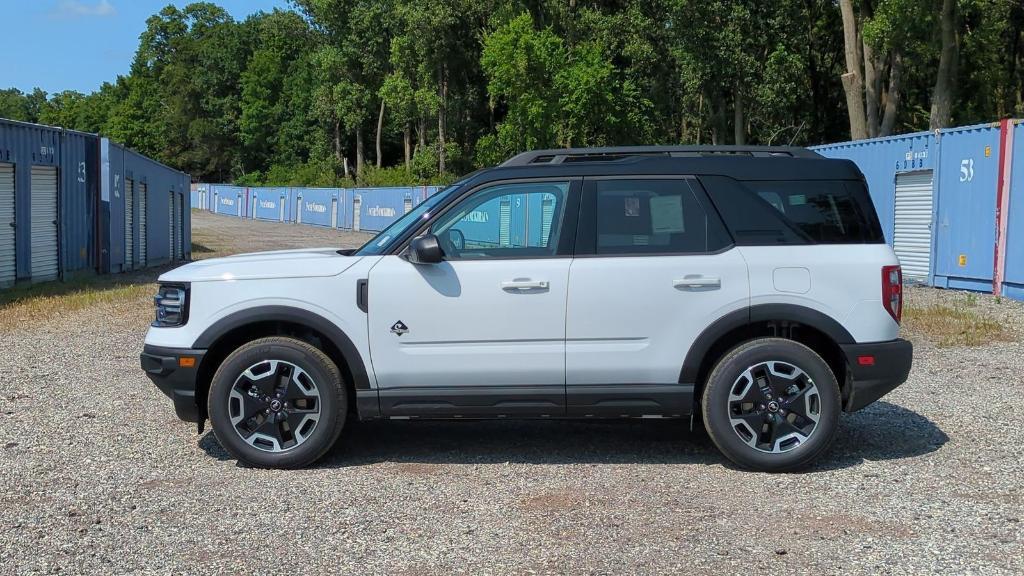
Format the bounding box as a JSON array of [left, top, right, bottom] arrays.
[[1, 0, 291, 95]]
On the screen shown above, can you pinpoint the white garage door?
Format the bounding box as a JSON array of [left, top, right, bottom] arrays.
[[894, 171, 934, 280], [30, 165, 58, 282], [0, 163, 15, 287], [124, 178, 134, 271], [138, 182, 148, 267]]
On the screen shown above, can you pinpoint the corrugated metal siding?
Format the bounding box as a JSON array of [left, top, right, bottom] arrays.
[[1004, 121, 1024, 298], [124, 177, 134, 270], [893, 171, 934, 279], [0, 163, 14, 286], [30, 165, 58, 281], [139, 182, 147, 266], [932, 124, 1001, 288]]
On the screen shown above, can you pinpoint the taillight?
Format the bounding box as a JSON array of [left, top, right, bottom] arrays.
[[882, 265, 902, 323]]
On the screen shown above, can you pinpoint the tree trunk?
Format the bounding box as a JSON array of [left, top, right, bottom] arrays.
[[880, 50, 904, 136], [437, 64, 448, 174], [403, 122, 411, 170], [733, 85, 745, 145], [418, 116, 426, 151], [355, 127, 364, 177], [930, 0, 959, 130], [839, 0, 868, 140], [335, 120, 348, 178], [863, 40, 882, 138], [375, 100, 385, 168]]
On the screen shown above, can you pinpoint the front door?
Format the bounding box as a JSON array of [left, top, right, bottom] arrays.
[[565, 176, 749, 416], [367, 179, 578, 417]]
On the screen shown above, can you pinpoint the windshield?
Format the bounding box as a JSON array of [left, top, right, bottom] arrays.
[[353, 184, 462, 256]]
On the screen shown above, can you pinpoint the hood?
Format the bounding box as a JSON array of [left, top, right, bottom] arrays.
[[159, 248, 362, 283]]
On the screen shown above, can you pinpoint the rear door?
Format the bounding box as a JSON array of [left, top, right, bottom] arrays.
[[565, 176, 749, 416], [367, 179, 579, 417]]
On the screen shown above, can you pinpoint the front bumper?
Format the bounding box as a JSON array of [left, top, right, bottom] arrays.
[[140, 344, 206, 422], [840, 338, 913, 412]]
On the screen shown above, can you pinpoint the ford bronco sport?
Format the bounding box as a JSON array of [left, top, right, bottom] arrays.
[[140, 146, 912, 472]]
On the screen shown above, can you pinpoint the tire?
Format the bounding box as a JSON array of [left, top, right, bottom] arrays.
[[208, 336, 347, 469], [701, 338, 841, 472]]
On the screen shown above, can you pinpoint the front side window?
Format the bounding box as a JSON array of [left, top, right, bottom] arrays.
[[428, 181, 570, 259], [590, 179, 730, 255]]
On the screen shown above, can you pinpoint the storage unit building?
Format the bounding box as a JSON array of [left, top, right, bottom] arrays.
[[0, 118, 190, 289], [100, 139, 191, 273], [0, 119, 101, 285], [814, 119, 1022, 300]]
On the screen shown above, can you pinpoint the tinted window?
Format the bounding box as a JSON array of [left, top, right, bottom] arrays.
[[591, 179, 729, 255], [700, 176, 883, 245], [746, 180, 884, 244], [429, 181, 569, 259]]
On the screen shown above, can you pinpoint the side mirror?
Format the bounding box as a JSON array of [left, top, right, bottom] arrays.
[[407, 234, 444, 264]]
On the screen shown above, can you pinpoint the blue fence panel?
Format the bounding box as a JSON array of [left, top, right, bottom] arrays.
[[250, 187, 287, 221], [210, 184, 247, 217], [1004, 122, 1024, 299], [296, 188, 340, 227], [355, 187, 411, 231], [933, 124, 1001, 289]]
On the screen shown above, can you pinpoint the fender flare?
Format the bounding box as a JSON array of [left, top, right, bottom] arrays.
[[192, 305, 370, 390], [679, 304, 854, 384]]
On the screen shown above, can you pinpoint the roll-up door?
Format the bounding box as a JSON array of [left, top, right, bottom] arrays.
[[169, 191, 175, 261], [30, 165, 58, 282], [175, 193, 184, 259], [138, 182, 148, 267], [124, 178, 134, 270], [0, 163, 14, 287], [893, 171, 934, 280]]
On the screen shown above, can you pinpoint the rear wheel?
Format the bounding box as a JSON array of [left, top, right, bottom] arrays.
[[702, 338, 841, 472], [208, 337, 347, 468]]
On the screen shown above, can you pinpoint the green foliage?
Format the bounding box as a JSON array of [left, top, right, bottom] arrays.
[[1, 0, 1019, 184]]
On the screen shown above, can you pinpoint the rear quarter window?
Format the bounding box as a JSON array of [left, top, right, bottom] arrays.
[[700, 176, 884, 245]]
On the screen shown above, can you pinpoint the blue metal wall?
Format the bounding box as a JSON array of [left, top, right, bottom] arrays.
[[0, 118, 189, 287], [296, 188, 341, 227], [101, 140, 191, 273], [0, 120, 101, 281], [1004, 122, 1024, 300], [932, 124, 1001, 291]]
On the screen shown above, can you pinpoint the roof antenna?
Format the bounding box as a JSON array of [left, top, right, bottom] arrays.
[[787, 121, 807, 146]]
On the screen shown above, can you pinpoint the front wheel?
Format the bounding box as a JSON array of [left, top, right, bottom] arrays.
[[702, 338, 841, 472], [208, 337, 347, 468]]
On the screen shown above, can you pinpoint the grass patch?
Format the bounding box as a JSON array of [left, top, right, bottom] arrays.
[[903, 303, 1014, 347], [0, 274, 158, 330]]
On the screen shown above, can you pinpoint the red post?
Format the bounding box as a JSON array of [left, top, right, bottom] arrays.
[[993, 119, 1014, 296]]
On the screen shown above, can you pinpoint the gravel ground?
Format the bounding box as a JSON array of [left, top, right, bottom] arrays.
[[1, 214, 1022, 574]]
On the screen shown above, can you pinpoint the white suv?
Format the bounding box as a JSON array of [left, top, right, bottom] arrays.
[[141, 146, 912, 472]]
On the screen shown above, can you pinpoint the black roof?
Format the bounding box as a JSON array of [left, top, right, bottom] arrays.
[[473, 146, 861, 184]]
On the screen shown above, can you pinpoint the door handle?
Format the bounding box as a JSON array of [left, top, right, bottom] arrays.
[[673, 275, 721, 289], [502, 279, 549, 291]]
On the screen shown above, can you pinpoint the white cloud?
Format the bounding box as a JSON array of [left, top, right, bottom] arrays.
[[50, 0, 116, 18]]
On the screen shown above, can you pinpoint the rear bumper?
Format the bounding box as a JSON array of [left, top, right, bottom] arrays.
[[140, 344, 206, 422], [840, 338, 913, 412]]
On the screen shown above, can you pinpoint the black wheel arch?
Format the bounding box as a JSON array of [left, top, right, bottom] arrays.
[[192, 306, 371, 423], [681, 304, 853, 401]]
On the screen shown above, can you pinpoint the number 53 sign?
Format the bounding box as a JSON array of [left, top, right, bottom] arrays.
[[960, 158, 975, 182]]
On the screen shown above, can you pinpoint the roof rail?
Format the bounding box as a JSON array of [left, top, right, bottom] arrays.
[[500, 145, 822, 166]]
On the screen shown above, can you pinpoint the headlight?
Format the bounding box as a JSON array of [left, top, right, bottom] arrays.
[[153, 283, 189, 327]]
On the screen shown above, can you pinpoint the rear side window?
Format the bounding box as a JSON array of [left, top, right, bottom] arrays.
[[580, 178, 731, 255], [700, 176, 884, 245]]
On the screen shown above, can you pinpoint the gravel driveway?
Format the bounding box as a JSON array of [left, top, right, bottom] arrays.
[[1, 213, 1022, 574]]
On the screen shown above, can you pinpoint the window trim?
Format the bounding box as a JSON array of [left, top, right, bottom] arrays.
[[574, 174, 735, 258], [394, 177, 583, 261]]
